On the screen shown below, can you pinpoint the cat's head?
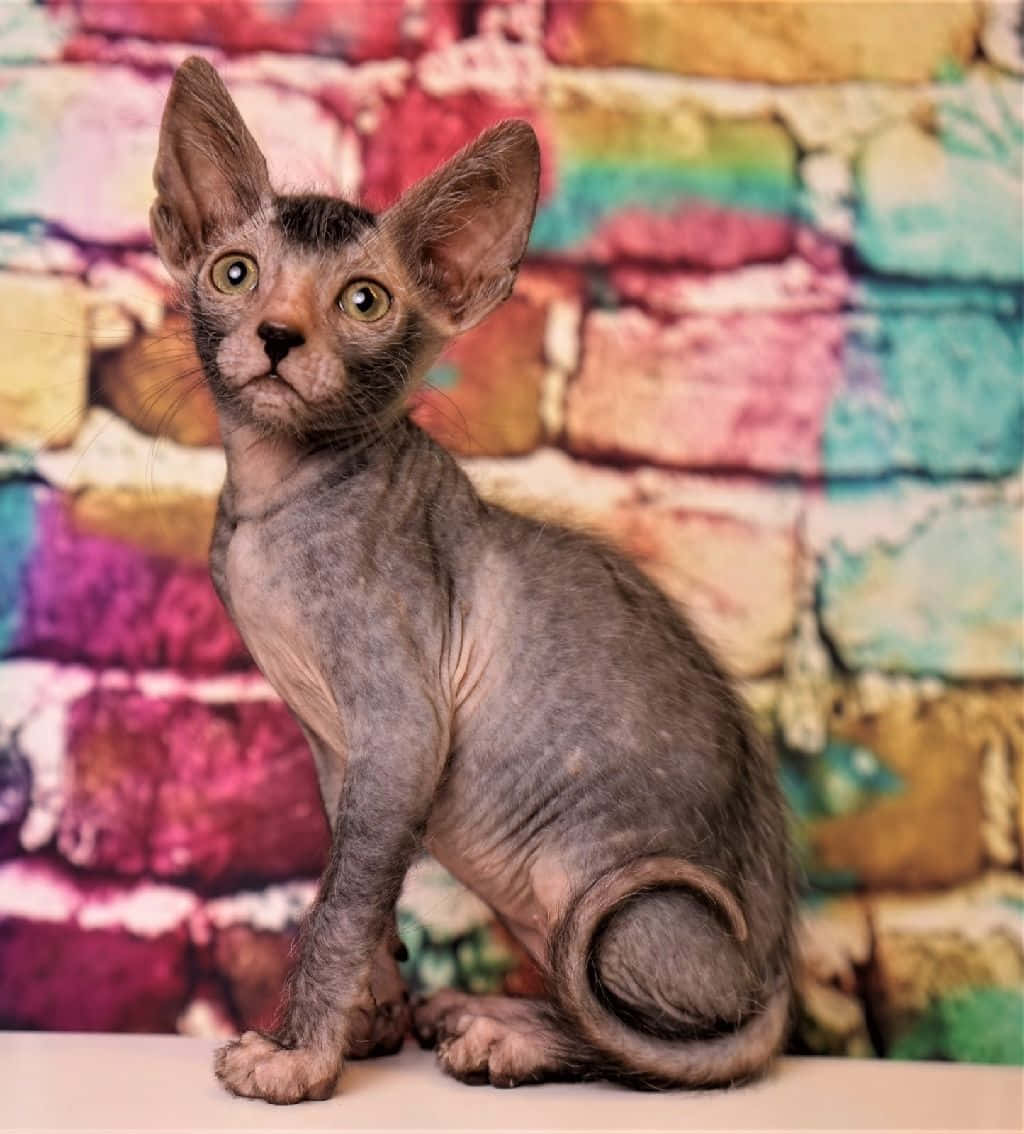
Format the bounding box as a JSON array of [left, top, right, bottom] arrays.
[[151, 57, 539, 441]]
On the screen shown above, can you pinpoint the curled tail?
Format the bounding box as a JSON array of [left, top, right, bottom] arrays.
[[549, 856, 792, 1087]]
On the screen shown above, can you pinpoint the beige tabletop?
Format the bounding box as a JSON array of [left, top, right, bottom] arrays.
[[0, 1033, 1020, 1133]]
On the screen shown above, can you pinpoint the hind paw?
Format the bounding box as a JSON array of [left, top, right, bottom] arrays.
[[414, 993, 569, 1087]]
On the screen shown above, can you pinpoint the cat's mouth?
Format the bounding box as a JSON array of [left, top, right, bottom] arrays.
[[242, 368, 308, 412], [251, 368, 300, 395]]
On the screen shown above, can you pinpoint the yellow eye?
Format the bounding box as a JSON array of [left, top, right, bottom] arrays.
[[339, 280, 391, 322], [211, 254, 259, 294]]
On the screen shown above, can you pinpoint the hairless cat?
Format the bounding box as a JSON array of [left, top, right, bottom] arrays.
[[151, 57, 795, 1104]]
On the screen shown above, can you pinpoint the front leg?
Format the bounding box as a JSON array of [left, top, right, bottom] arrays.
[[215, 689, 446, 1104]]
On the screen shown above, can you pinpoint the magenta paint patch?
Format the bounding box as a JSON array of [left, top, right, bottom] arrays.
[[359, 87, 551, 210], [15, 492, 248, 673], [62, 692, 329, 889], [582, 203, 795, 268], [0, 918, 189, 1031], [61, 0, 460, 61]]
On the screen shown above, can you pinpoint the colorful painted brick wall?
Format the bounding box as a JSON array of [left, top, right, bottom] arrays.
[[1, 0, 1022, 1064]]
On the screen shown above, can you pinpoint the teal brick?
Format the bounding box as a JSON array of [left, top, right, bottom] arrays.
[[856, 77, 1023, 281], [825, 304, 1024, 477], [0, 480, 38, 655], [820, 491, 1023, 677]]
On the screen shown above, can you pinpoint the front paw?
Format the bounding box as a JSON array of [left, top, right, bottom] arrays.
[[214, 1031, 340, 1104]]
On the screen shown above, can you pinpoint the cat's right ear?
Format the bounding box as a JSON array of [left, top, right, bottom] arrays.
[[150, 57, 272, 283]]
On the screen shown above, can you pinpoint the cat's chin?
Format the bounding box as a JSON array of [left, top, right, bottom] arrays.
[[241, 373, 307, 427]]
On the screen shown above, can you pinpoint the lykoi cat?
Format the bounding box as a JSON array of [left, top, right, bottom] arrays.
[[150, 57, 795, 1104]]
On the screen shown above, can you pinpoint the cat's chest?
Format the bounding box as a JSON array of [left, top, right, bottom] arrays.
[[220, 521, 340, 746]]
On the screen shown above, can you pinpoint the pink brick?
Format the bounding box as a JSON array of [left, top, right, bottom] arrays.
[[58, 0, 459, 61], [61, 693, 329, 888], [566, 309, 843, 475], [0, 917, 189, 1031], [360, 87, 548, 210], [610, 256, 849, 316], [581, 203, 795, 268], [17, 490, 248, 673]]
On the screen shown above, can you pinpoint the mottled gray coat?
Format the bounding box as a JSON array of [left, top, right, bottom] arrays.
[[150, 57, 795, 1104]]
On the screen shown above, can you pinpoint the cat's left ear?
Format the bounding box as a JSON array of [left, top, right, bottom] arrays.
[[383, 120, 540, 336], [151, 56, 272, 282]]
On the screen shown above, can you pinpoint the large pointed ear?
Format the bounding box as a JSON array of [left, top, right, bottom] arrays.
[[150, 56, 272, 282], [382, 120, 540, 336]]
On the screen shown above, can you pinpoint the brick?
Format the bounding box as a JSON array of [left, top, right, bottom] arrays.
[[0, 273, 88, 447], [534, 76, 796, 263], [868, 873, 1024, 1053], [545, 1, 979, 82], [0, 482, 37, 657], [825, 303, 1024, 478], [856, 77, 1024, 282], [86, 260, 167, 337], [566, 308, 843, 475], [3, 484, 248, 673], [360, 86, 543, 211], [610, 255, 850, 316], [59, 0, 459, 61], [0, 660, 97, 853], [416, 35, 543, 103], [0, 918, 191, 1030], [96, 313, 220, 448], [798, 679, 1023, 890], [0, 0, 70, 62], [816, 483, 1023, 678], [203, 881, 318, 1030], [212, 925, 293, 1032], [35, 408, 227, 496], [0, 66, 355, 244], [412, 294, 548, 456], [796, 896, 874, 1057], [0, 859, 193, 1031], [464, 450, 799, 676], [61, 691, 328, 888], [70, 488, 217, 564], [776, 84, 933, 158]]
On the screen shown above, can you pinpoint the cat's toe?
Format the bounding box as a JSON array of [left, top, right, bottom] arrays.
[[411, 989, 472, 1048], [435, 1015, 541, 1089]]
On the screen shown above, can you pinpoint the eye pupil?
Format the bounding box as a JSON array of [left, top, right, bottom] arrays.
[[353, 288, 373, 311], [227, 261, 246, 285]]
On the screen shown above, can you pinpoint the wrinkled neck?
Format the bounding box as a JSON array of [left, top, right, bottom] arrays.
[[220, 423, 327, 520], [219, 415, 414, 520]]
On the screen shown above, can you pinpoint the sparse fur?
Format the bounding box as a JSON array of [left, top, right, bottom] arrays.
[[152, 57, 796, 1105]]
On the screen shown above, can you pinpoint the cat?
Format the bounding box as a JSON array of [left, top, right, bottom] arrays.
[[151, 57, 795, 1104]]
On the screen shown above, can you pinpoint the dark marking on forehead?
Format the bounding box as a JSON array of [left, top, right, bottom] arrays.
[[275, 194, 377, 250]]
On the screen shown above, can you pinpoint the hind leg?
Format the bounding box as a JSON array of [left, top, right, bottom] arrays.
[[413, 993, 585, 1087]]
